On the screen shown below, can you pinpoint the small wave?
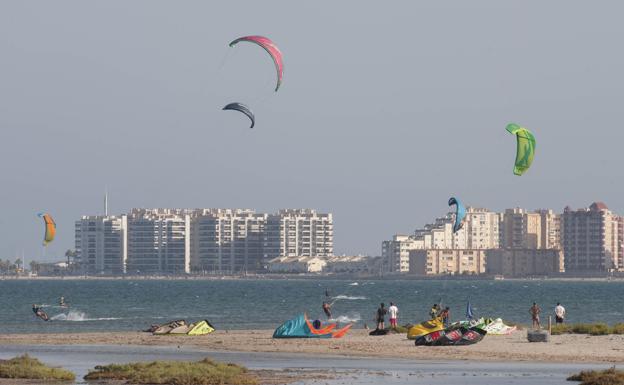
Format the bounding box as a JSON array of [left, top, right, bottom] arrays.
[[332, 295, 367, 300], [50, 310, 121, 322], [332, 313, 361, 323], [348, 282, 359, 286]]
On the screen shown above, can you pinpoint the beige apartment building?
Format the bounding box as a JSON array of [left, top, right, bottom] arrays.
[[562, 202, 623, 272], [409, 249, 487, 275], [486, 249, 564, 276], [501, 208, 561, 249], [381, 235, 424, 272]]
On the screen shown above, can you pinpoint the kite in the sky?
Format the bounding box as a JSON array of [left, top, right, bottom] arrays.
[[222, 102, 255, 128], [506, 123, 535, 176], [38, 213, 56, 246], [229, 36, 283, 92], [448, 197, 466, 233]]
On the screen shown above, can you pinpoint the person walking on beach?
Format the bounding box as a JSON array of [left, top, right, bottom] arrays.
[[388, 302, 398, 329], [529, 302, 541, 329], [554, 302, 566, 324], [429, 304, 439, 320], [376, 303, 387, 330], [439, 306, 450, 327]]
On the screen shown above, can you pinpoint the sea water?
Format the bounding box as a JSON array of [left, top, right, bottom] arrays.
[[0, 278, 622, 333]]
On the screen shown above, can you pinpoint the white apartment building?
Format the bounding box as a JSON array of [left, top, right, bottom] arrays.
[[126, 209, 191, 274], [75, 215, 127, 275], [265, 209, 333, 259], [190, 209, 267, 273]]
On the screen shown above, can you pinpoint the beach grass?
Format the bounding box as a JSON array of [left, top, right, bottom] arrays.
[[567, 367, 624, 384], [551, 323, 619, 335], [0, 354, 75, 381], [83, 358, 257, 385]]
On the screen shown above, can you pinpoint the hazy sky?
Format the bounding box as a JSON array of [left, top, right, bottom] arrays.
[[1, 1, 623, 261]]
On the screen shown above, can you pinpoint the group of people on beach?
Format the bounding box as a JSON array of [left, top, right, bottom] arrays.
[[374, 302, 399, 330], [529, 302, 566, 329], [322, 288, 567, 332]]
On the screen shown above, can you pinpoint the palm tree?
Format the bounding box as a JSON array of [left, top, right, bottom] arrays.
[[29, 260, 40, 274], [15, 258, 23, 272]]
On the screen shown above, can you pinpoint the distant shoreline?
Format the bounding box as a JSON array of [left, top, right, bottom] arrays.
[[2, 274, 624, 282]]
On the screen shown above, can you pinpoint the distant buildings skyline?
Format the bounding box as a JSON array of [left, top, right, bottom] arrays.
[[75, 208, 333, 275], [383, 201, 623, 276], [63, 201, 624, 277]]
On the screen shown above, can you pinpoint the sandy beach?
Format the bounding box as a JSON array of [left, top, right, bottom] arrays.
[[1, 329, 623, 364]]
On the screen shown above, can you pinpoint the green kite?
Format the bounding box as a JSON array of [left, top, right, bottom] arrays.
[[506, 123, 535, 176]]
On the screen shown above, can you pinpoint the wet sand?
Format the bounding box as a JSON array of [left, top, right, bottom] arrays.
[[1, 329, 623, 363]]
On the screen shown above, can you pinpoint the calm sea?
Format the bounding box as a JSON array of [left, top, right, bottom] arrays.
[[0, 278, 622, 334]]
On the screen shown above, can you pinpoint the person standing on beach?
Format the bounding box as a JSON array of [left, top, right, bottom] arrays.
[[554, 302, 565, 324], [439, 307, 450, 327], [376, 303, 387, 330], [529, 302, 541, 329], [429, 304, 439, 320], [388, 302, 398, 329]]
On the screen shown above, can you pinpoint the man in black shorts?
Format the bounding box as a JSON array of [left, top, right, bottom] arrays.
[[376, 303, 387, 330]]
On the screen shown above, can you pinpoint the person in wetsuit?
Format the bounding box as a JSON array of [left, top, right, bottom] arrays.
[[32, 304, 49, 321], [322, 301, 332, 319]]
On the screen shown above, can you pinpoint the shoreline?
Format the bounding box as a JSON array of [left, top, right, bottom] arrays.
[[2, 275, 624, 282], [1, 330, 622, 364]]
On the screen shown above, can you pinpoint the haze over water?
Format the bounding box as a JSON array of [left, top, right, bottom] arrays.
[[2, 278, 622, 334]]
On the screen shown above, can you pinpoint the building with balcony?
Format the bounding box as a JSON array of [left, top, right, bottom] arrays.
[[562, 202, 622, 272], [190, 209, 267, 273], [265, 209, 333, 259], [409, 249, 487, 275], [126, 209, 191, 274], [75, 215, 127, 275]]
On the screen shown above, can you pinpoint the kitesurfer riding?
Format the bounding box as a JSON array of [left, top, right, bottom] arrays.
[[322, 301, 332, 319], [32, 304, 49, 321], [59, 296, 66, 307]]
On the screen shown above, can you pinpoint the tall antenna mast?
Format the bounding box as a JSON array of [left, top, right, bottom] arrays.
[[104, 186, 108, 216]]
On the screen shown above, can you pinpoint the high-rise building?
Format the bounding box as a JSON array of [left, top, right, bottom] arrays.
[[501, 208, 542, 249], [536, 209, 561, 249], [464, 207, 501, 249], [75, 215, 127, 275], [381, 235, 424, 273], [190, 209, 267, 273], [265, 209, 333, 259], [126, 209, 191, 274], [562, 202, 622, 272]]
